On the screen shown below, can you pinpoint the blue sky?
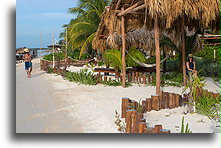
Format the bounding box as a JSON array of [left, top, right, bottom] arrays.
[[16, 0, 78, 48]]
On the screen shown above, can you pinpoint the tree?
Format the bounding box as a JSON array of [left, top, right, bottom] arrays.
[[60, 0, 109, 58]]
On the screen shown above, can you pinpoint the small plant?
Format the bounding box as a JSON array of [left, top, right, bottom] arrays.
[[181, 116, 192, 133], [114, 110, 126, 132], [64, 69, 96, 85], [102, 80, 132, 87], [47, 67, 53, 74]]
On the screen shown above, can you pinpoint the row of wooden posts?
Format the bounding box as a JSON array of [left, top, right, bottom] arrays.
[[121, 97, 171, 133], [96, 72, 154, 84]]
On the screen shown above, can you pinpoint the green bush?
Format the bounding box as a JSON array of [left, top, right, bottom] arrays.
[[43, 53, 64, 61], [64, 69, 96, 85]]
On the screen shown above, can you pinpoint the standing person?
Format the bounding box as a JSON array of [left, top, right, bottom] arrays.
[[23, 48, 33, 78], [186, 54, 197, 79]]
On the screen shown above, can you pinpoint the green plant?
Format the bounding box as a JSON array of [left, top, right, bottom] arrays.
[[102, 79, 132, 87], [43, 53, 64, 61], [103, 47, 147, 72], [64, 69, 96, 85], [181, 116, 192, 133], [47, 67, 53, 74]]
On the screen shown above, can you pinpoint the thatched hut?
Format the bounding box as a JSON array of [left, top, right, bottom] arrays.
[[92, 0, 220, 93]]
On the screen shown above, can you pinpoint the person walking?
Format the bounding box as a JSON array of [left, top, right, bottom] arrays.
[[23, 48, 33, 78]]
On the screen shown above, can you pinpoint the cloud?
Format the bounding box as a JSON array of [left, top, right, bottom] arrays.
[[39, 12, 74, 19]]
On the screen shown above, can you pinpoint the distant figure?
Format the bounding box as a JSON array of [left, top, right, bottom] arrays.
[[23, 48, 33, 78], [186, 54, 197, 78]]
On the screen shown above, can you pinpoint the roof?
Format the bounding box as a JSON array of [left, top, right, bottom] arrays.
[[92, 0, 219, 52]]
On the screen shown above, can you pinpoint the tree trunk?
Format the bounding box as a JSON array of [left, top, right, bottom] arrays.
[[121, 7, 126, 88], [154, 17, 161, 95], [181, 17, 187, 86]]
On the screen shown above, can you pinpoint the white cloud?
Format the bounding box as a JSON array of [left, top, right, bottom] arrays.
[[39, 12, 74, 19]]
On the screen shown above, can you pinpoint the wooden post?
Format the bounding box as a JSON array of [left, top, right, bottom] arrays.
[[148, 75, 151, 83], [126, 110, 133, 133], [109, 77, 111, 82], [181, 16, 187, 86], [135, 72, 139, 83], [139, 73, 142, 84], [151, 95, 160, 111], [175, 94, 180, 107], [132, 72, 135, 82], [144, 128, 152, 133], [160, 129, 171, 133], [146, 99, 152, 112], [168, 93, 175, 109], [138, 122, 146, 133], [154, 16, 161, 95], [155, 125, 163, 133], [160, 91, 165, 109], [122, 97, 130, 118], [121, 7, 126, 88], [128, 73, 131, 82], [142, 100, 147, 112], [131, 110, 138, 133], [143, 74, 147, 84], [104, 76, 107, 82]]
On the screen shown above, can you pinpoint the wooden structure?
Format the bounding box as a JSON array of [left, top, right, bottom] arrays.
[[122, 97, 171, 133], [93, 0, 220, 95]]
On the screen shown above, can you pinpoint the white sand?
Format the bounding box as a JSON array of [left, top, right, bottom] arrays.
[[42, 66, 220, 133]]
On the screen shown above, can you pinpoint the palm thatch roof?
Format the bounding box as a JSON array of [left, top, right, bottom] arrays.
[[92, 0, 219, 53]]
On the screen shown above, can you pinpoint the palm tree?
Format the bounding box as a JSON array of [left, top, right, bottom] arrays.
[[160, 30, 202, 72], [61, 0, 109, 58]]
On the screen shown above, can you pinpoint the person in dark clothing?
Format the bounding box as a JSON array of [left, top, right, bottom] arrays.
[[186, 54, 197, 78]]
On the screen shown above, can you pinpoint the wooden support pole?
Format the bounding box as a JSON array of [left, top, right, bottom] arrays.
[[168, 93, 175, 109], [146, 99, 152, 112], [128, 73, 131, 82], [115, 0, 122, 12], [109, 77, 111, 82], [122, 97, 130, 118], [139, 73, 142, 84], [181, 16, 187, 86], [138, 122, 146, 133], [121, 7, 126, 88], [117, 1, 144, 16], [151, 95, 160, 111], [154, 16, 161, 95]]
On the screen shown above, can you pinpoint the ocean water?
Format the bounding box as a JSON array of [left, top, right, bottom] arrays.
[[37, 50, 52, 57]]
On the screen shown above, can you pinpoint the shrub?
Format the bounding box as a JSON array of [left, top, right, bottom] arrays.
[[64, 69, 96, 85], [43, 53, 64, 61]]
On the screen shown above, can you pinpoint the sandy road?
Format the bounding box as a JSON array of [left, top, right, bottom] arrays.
[[16, 59, 82, 133]]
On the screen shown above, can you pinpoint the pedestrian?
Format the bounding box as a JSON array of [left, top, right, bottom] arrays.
[[23, 48, 33, 78]]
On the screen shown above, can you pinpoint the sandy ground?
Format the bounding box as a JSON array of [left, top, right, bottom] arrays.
[[16, 59, 220, 133], [16, 58, 82, 133]]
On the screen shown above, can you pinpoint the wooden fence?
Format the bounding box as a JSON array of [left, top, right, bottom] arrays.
[[96, 72, 155, 84], [121, 97, 171, 133]]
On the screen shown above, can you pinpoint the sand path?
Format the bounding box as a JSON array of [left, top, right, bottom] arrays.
[[16, 59, 82, 133]]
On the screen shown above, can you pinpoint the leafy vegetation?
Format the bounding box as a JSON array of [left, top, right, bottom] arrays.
[[60, 0, 109, 57], [102, 79, 132, 87], [183, 76, 220, 121], [103, 47, 147, 71], [43, 53, 64, 61], [64, 69, 96, 85], [181, 116, 192, 133]]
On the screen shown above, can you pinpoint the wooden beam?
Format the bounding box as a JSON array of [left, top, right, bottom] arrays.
[[154, 17, 161, 95], [117, 1, 144, 16], [181, 17, 187, 86], [130, 4, 146, 13], [121, 8, 126, 88], [115, 0, 122, 12]]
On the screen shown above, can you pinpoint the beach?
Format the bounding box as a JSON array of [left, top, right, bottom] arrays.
[[16, 58, 220, 133]]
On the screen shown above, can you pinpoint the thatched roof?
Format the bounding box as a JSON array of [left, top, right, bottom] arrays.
[[92, 0, 220, 53]]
